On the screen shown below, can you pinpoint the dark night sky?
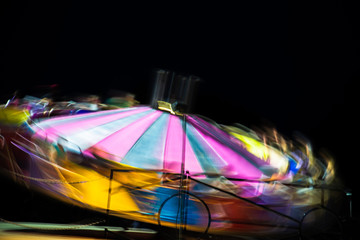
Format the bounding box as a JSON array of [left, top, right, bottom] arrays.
[[1, 1, 359, 195]]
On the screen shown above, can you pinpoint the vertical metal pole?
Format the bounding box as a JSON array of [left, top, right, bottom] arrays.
[[347, 191, 352, 218], [106, 169, 114, 225], [179, 114, 187, 240], [183, 171, 190, 231]]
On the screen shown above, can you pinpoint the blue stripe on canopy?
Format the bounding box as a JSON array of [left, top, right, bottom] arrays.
[[122, 112, 170, 169]]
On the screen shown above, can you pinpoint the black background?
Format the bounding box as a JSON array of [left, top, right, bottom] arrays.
[[1, 1, 359, 218]]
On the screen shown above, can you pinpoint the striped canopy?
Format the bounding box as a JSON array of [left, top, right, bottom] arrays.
[[30, 106, 282, 179]]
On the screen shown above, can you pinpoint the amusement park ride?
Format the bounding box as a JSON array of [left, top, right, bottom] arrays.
[[0, 71, 353, 239]]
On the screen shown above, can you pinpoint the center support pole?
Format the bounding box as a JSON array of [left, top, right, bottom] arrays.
[[178, 114, 187, 240]]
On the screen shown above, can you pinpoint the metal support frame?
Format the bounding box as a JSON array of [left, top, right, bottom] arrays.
[[106, 169, 349, 239]]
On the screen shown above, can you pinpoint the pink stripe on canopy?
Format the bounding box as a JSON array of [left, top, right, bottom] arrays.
[[34, 107, 137, 127], [34, 107, 148, 139], [163, 114, 203, 173]]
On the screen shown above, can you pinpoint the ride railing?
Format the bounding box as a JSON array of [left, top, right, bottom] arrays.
[[106, 168, 352, 239]]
